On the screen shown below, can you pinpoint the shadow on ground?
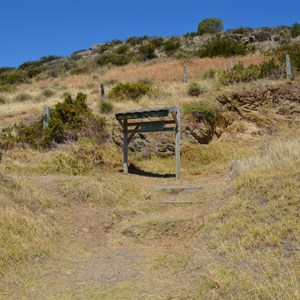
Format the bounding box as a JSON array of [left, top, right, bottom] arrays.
[[119, 164, 175, 178]]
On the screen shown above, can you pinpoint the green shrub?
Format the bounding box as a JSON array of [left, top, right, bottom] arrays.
[[202, 68, 217, 80], [138, 43, 156, 59], [99, 101, 114, 113], [115, 44, 129, 54], [0, 67, 15, 74], [108, 82, 156, 101], [197, 18, 223, 35], [0, 93, 107, 149], [290, 23, 300, 38], [254, 29, 272, 42], [0, 69, 29, 85], [277, 44, 300, 72], [14, 93, 33, 102], [163, 38, 181, 55], [173, 51, 190, 59], [126, 35, 149, 46], [187, 81, 207, 97], [41, 88, 55, 98], [98, 44, 111, 54], [39, 55, 63, 63], [151, 37, 164, 47], [219, 59, 281, 85], [0, 85, 16, 93], [198, 38, 249, 58], [96, 53, 131, 66], [229, 27, 253, 35], [182, 102, 216, 122]]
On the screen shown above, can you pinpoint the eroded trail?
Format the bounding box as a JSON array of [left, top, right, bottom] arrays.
[[6, 172, 230, 299]]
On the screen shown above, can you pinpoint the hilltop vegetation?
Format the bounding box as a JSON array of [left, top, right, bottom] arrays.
[[0, 22, 299, 299]]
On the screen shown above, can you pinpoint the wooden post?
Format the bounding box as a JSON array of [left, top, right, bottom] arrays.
[[175, 109, 180, 180], [183, 65, 187, 83], [229, 61, 235, 70], [43, 106, 50, 129], [101, 83, 106, 102], [286, 54, 292, 79], [123, 120, 128, 174]]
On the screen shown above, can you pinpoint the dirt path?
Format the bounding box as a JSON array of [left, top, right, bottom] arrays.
[[6, 172, 230, 299]]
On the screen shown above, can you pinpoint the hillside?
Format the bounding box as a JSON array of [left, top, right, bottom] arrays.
[[0, 25, 300, 299]]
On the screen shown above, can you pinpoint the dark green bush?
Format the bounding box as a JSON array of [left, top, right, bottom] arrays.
[[163, 38, 181, 55], [0, 67, 15, 74], [138, 43, 156, 59], [96, 53, 131, 66], [151, 37, 164, 47], [14, 93, 33, 102], [290, 23, 300, 38], [41, 88, 55, 98], [254, 29, 272, 42], [0, 93, 107, 149], [0, 84, 17, 93], [229, 27, 253, 35], [0, 69, 28, 85], [108, 82, 156, 101], [187, 81, 207, 97], [182, 102, 216, 122], [98, 44, 111, 54], [197, 18, 223, 35], [198, 38, 248, 58], [277, 44, 300, 72], [39, 55, 63, 63], [115, 44, 129, 54], [126, 36, 149, 46]]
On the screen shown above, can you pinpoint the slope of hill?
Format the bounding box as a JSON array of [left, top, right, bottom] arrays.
[[0, 26, 300, 299]]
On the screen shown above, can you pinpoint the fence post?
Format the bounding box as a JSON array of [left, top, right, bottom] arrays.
[[43, 106, 50, 129], [183, 65, 187, 83], [101, 83, 106, 102], [286, 54, 292, 79], [229, 61, 235, 70]]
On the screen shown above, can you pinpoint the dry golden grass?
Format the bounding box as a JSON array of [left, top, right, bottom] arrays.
[[100, 55, 265, 83], [1, 54, 299, 299]]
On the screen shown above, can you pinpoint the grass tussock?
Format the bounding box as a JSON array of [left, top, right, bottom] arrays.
[[189, 134, 300, 298], [230, 135, 300, 177]]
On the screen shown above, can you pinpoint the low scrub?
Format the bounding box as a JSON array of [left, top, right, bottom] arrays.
[[187, 81, 207, 97], [277, 44, 300, 73], [198, 38, 250, 58], [99, 101, 114, 113], [202, 68, 217, 80], [108, 82, 157, 101], [219, 59, 281, 85], [0, 93, 107, 149], [182, 102, 216, 122], [163, 38, 181, 55], [14, 93, 33, 102], [96, 53, 131, 67]]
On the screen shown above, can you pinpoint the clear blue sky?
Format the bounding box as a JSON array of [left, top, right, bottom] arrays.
[[1, 0, 299, 67]]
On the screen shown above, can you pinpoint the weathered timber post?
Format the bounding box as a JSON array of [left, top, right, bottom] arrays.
[[175, 108, 181, 180], [286, 54, 292, 79], [123, 119, 128, 174], [43, 106, 50, 129], [229, 61, 235, 70], [183, 65, 187, 83], [101, 83, 106, 102]]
